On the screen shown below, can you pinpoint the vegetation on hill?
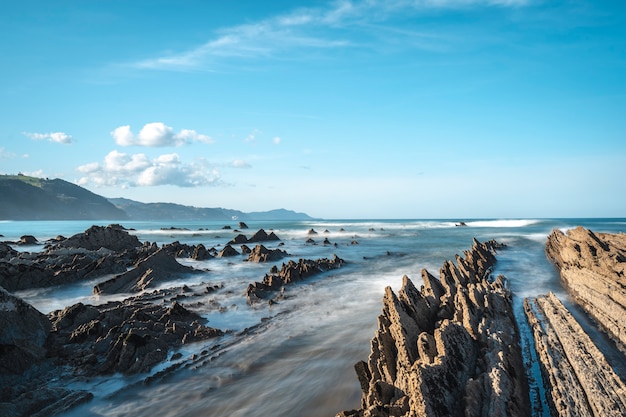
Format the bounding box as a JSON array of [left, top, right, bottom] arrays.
[[0, 175, 314, 221], [0, 174, 127, 220]]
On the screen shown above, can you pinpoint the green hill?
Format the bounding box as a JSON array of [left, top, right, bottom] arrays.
[[0, 174, 128, 220]]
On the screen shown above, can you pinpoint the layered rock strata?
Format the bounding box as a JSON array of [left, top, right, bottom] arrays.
[[545, 226, 626, 349], [337, 239, 529, 417], [93, 248, 200, 294], [524, 292, 626, 416], [247, 255, 344, 303]]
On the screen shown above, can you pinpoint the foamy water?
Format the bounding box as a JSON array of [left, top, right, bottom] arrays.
[[3, 218, 625, 416]]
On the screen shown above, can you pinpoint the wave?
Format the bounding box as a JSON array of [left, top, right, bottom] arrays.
[[465, 219, 541, 228]]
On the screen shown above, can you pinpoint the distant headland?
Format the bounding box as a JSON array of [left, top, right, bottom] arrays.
[[0, 174, 314, 221]]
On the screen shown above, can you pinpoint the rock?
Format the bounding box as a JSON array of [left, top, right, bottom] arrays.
[[18, 235, 38, 245], [545, 227, 626, 349], [46, 299, 222, 376], [524, 292, 626, 416], [217, 244, 239, 258], [228, 234, 248, 245], [308, 228, 318, 235], [0, 287, 51, 373], [239, 222, 249, 229], [93, 248, 199, 294], [336, 239, 529, 417], [248, 229, 280, 243], [247, 255, 344, 303], [246, 244, 288, 263], [52, 224, 140, 252]]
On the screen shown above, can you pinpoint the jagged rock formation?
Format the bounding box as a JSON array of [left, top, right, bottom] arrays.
[[227, 229, 280, 245], [0, 225, 145, 291], [246, 244, 288, 263], [337, 239, 529, 417], [247, 255, 344, 303], [46, 299, 223, 375], [93, 248, 199, 294], [524, 292, 626, 416], [545, 226, 626, 349], [51, 224, 140, 252]]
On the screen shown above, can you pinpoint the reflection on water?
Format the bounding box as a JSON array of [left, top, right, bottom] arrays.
[[4, 218, 624, 417]]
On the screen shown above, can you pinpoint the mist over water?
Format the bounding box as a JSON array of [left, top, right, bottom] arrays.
[[5, 218, 625, 416]]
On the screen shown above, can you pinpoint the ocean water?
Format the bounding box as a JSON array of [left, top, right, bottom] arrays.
[[3, 218, 625, 416]]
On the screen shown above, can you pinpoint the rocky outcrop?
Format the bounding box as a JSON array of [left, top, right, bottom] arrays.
[[246, 244, 288, 263], [46, 299, 223, 375], [0, 225, 147, 291], [337, 239, 529, 417], [93, 248, 199, 294], [227, 229, 280, 245], [524, 292, 626, 416], [247, 255, 344, 303], [545, 227, 626, 349], [0, 287, 51, 374], [51, 224, 140, 252]]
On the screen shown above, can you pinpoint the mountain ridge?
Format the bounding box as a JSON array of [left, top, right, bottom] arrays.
[[0, 175, 314, 221]]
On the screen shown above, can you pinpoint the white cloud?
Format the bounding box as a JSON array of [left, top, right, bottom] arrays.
[[111, 122, 213, 147], [232, 159, 252, 168], [23, 131, 73, 144], [127, 0, 530, 71], [77, 150, 220, 188], [273, 136, 281, 145]]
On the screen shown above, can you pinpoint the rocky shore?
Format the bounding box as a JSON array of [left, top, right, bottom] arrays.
[[338, 228, 626, 417], [0, 223, 342, 416], [337, 239, 530, 417], [3, 222, 625, 417]]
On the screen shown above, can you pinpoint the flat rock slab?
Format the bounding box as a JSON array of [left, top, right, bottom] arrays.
[[524, 292, 626, 417], [545, 226, 626, 349]]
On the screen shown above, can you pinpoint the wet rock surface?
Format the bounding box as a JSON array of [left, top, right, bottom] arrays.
[[337, 239, 530, 417], [93, 248, 201, 294], [545, 226, 626, 349], [246, 255, 344, 303]]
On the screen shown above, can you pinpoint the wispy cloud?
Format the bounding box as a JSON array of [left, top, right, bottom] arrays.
[[23, 131, 73, 144], [126, 0, 529, 72], [0, 147, 16, 159], [111, 122, 213, 147], [77, 150, 220, 188]]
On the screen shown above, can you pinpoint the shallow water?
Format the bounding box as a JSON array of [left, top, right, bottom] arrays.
[[3, 218, 625, 416]]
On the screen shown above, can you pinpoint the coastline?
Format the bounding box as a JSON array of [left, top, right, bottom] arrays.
[[1, 219, 625, 416]]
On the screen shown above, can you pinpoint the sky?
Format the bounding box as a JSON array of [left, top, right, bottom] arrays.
[[1, 0, 625, 219]]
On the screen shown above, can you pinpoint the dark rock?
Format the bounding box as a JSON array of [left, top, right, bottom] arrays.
[[247, 255, 344, 303], [93, 248, 199, 294], [46, 299, 222, 376], [51, 224, 140, 252], [248, 229, 280, 243], [228, 234, 248, 245], [18, 235, 38, 245], [0, 287, 51, 374], [217, 245, 239, 258], [238, 222, 249, 229], [308, 228, 318, 235]]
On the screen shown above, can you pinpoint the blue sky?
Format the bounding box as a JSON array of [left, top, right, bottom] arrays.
[[1, 0, 625, 219]]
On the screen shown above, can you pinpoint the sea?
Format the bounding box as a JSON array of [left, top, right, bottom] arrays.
[[2, 218, 625, 417]]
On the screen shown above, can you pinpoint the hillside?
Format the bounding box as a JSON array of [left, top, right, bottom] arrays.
[[0, 175, 128, 220], [108, 198, 314, 221]]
